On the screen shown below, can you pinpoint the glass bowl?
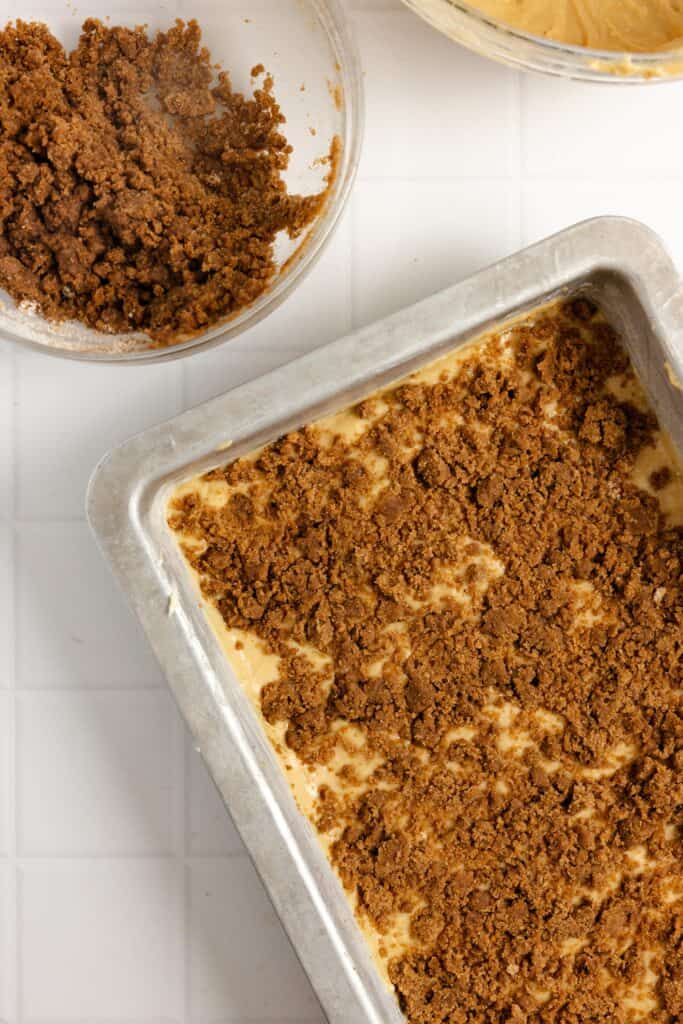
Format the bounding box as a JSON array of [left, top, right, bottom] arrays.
[[401, 0, 683, 82], [1, 0, 363, 362]]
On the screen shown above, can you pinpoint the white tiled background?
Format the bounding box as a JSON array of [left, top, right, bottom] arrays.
[[2, 1, 683, 1021]]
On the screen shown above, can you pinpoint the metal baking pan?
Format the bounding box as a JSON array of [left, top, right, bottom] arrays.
[[87, 216, 683, 1024]]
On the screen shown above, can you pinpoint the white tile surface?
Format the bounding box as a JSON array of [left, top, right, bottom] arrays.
[[355, 10, 517, 180], [187, 741, 243, 856], [16, 521, 163, 689], [2, 3, 683, 1022], [0, 526, 13, 690], [522, 180, 683, 271], [0, 695, 10, 856], [19, 860, 183, 1020], [522, 76, 683, 178], [353, 178, 518, 326], [188, 857, 324, 1022], [0, 862, 12, 1022], [16, 354, 182, 520], [17, 691, 181, 856], [0, 345, 12, 521]]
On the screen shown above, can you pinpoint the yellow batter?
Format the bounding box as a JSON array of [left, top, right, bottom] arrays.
[[470, 0, 683, 51]]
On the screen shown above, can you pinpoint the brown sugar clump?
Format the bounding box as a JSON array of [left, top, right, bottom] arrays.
[[651, 465, 673, 490], [170, 300, 683, 1022], [0, 19, 329, 344]]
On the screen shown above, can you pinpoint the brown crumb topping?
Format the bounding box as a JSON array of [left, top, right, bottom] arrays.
[[651, 466, 673, 491], [170, 299, 683, 1022], [0, 18, 328, 344]]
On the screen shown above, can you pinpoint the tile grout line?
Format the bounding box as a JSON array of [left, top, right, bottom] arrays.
[[355, 170, 683, 184], [3, 851, 250, 863], [9, 341, 19, 1024], [355, 172, 519, 182], [10, 682, 169, 693], [181, 721, 191, 1024], [8, 691, 18, 1024], [10, 343, 18, 527], [183, 860, 192, 1024]]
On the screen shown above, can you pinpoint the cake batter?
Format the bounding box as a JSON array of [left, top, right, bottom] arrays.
[[470, 0, 683, 51]]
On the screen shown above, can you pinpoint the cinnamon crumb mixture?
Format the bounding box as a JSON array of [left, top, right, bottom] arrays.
[[0, 19, 328, 344], [169, 299, 683, 1022]]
